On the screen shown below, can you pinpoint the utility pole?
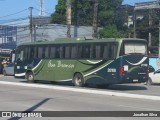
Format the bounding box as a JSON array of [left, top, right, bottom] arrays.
[[148, 10, 152, 47], [66, 0, 71, 38], [92, 0, 98, 38], [133, 9, 136, 38], [29, 7, 33, 42], [40, 0, 44, 16], [159, 20, 160, 58], [73, 0, 78, 37]]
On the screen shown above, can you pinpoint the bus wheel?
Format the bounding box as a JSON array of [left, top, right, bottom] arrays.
[[146, 77, 152, 86], [73, 73, 84, 87], [27, 72, 34, 83]]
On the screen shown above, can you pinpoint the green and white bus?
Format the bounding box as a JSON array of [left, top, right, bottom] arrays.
[[14, 37, 148, 87]]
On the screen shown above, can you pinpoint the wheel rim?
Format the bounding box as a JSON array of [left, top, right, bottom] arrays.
[[75, 76, 82, 86], [28, 74, 33, 81]]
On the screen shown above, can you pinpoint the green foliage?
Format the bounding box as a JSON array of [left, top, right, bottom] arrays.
[[136, 9, 160, 46], [51, 0, 66, 24], [51, 0, 123, 26], [51, 0, 125, 38], [99, 25, 122, 38]]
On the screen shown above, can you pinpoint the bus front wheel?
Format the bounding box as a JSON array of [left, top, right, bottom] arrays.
[[73, 73, 84, 87], [26, 72, 34, 83]]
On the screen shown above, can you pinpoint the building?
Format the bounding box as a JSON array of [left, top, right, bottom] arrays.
[[0, 18, 93, 47]]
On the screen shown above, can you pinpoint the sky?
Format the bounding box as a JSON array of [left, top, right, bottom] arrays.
[[0, 0, 157, 24]]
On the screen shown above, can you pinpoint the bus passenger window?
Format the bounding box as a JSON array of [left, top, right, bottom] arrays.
[[38, 47, 43, 58], [65, 46, 71, 59], [71, 46, 77, 59], [78, 45, 83, 58], [55, 47, 60, 58], [95, 45, 101, 59], [83, 45, 90, 58], [44, 47, 49, 58], [103, 45, 109, 59], [50, 47, 56, 58], [91, 45, 96, 59]]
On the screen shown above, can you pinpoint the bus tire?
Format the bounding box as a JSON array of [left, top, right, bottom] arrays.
[[146, 77, 152, 85], [26, 72, 34, 83], [73, 73, 84, 87]]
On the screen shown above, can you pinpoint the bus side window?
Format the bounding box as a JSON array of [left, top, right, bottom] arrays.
[[44, 46, 49, 58], [55, 46, 60, 58], [78, 45, 83, 59], [50, 46, 56, 58], [60, 46, 65, 59], [65, 46, 71, 59], [103, 44, 109, 59], [95, 45, 101, 59], [26, 46, 37, 59], [38, 47, 43, 58], [83, 45, 90, 58], [91, 44, 96, 59], [110, 43, 117, 59], [71, 45, 77, 59]]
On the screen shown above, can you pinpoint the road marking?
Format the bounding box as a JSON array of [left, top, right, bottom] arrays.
[[0, 81, 160, 101]]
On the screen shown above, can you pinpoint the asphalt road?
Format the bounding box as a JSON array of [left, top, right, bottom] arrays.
[[0, 75, 160, 120], [0, 75, 160, 96]]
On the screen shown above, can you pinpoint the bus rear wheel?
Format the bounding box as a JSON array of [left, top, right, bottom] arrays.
[[73, 73, 84, 87], [26, 72, 34, 83]]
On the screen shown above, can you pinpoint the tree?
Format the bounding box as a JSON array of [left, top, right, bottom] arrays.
[[99, 25, 122, 38], [136, 9, 160, 46], [51, 0, 125, 38], [51, 0, 66, 24], [51, 0, 123, 26]]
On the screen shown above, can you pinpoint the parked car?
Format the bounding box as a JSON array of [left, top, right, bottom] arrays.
[[147, 69, 160, 85], [3, 63, 14, 76]]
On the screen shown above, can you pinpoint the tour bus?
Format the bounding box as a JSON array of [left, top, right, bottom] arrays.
[[14, 37, 148, 87]]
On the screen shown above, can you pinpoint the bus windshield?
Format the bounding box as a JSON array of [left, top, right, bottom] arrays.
[[124, 43, 147, 55], [15, 48, 24, 62]]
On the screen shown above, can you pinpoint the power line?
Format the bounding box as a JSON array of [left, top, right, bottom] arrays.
[[0, 17, 28, 23], [34, 8, 52, 15], [0, 8, 28, 19]]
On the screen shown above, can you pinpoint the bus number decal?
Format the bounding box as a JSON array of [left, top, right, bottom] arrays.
[[107, 68, 116, 72]]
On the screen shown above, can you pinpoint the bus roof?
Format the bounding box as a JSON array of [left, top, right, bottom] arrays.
[[17, 38, 147, 47]]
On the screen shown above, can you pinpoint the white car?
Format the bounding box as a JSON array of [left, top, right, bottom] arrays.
[[147, 69, 160, 85]]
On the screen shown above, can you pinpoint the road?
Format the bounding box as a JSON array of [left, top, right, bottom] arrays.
[[0, 75, 160, 120], [0, 75, 160, 96]]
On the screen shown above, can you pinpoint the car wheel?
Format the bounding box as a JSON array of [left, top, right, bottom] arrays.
[[146, 77, 152, 85], [73, 73, 84, 87], [26, 72, 34, 83]]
